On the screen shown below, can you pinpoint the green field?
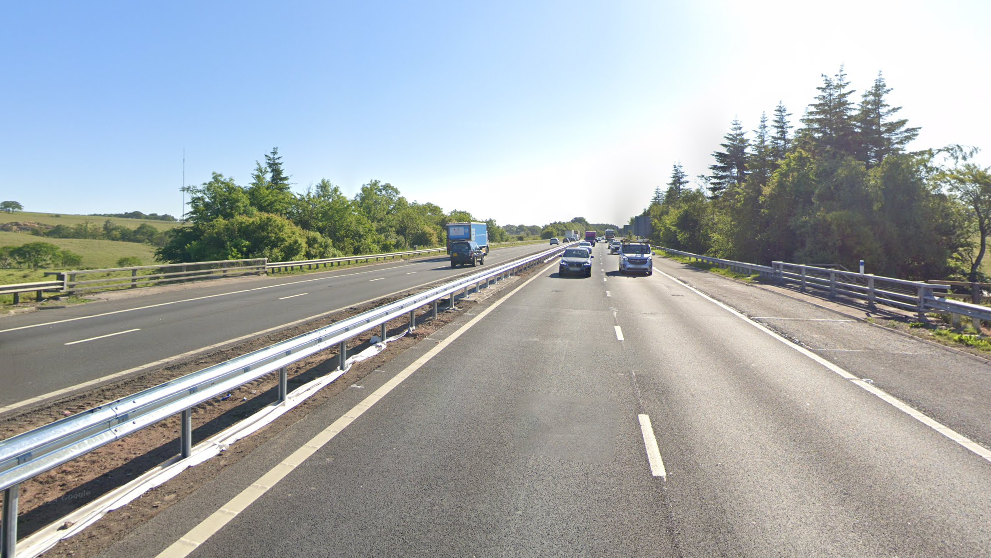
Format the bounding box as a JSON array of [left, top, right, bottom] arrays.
[[0, 231, 160, 286], [0, 211, 180, 231]]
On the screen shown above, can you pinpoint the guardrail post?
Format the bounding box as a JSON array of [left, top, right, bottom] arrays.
[[278, 367, 288, 404], [408, 310, 416, 331], [2, 484, 18, 558], [432, 300, 438, 319], [68, 272, 77, 296], [918, 286, 932, 322], [448, 292, 455, 309], [11, 292, 18, 305], [380, 323, 387, 341], [801, 267, 807, 292], [131, 268, 138, 289], [829, 271, 836, 299], [181, 409, 192, 458], [868, 276, 877, 310], [338, 341, 347, 371], [972, 282, 983, 330]]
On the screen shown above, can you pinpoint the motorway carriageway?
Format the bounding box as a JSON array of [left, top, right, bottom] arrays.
[[0, 244, 549, 412]]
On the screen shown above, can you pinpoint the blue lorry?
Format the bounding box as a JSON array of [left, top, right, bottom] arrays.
[[446, 222, 489, 255]]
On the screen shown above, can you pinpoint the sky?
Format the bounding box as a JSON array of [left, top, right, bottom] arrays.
[[3, 0, 990, 228]]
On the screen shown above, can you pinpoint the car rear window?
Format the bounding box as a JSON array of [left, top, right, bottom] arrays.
[[622, 244, 650, 255], [563, 249, 589, 258]]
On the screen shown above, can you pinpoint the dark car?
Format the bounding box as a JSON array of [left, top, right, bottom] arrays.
[[559, 247, 593, 277], [450, 240, 485, 267]]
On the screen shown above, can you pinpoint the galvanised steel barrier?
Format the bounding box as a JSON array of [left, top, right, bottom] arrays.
[[266, 249, 445, 272], [661, 248, 775, 278], [660, 248, 991, 323], [0, 243, 567, 558]]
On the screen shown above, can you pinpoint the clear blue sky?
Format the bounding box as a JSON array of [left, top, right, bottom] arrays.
[[3, 0, 989, 227]]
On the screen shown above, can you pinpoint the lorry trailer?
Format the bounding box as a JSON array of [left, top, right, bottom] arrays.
[[447, 222, 489, 254]]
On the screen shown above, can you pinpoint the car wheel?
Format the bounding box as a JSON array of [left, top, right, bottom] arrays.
[[471, 257, 476, 267], [451, 262, 456, 268], [480, 257, 484, 265]]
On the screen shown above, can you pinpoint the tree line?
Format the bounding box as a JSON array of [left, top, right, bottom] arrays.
[[157, 148, 515, 263], [643, 66, 991, 281]]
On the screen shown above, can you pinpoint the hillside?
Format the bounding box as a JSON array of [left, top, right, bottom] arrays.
[[0, 211, 180, 231]]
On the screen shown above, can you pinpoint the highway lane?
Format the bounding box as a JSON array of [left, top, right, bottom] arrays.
[[0, 244, 552, 409], [97, 242, 991, 557]]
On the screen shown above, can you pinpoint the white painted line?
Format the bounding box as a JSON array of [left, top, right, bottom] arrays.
[[606, 291, 611, 297], [277, 293, 308, 300], [615, 325, 624, 341], [65, 329, 141, 346], [0, 275, 468, 417], [369, 278, 384, 282], [156, 259, 561, 558], [654, 267, 991, 465], [603, 277, 607, 282], [0, 264, 413, 334], [638, 414, 666, 478], [406, 272, 417, 275], [753, 317, 855, 322]]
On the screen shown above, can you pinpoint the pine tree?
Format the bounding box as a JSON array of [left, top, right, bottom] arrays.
[[855, 72, 920, 168], [798, 66, 858, 157], [749, 113, 774, 189], [771, 101, 792, 163], [265, 147, 291, 192], [665, 163, 689, 204], [651, 186, 665, 206], [709, 118, 749, 198]]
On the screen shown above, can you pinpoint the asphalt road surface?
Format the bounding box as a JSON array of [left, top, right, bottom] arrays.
[[96, 243, 991, 557], [0, 244, 550, 411]]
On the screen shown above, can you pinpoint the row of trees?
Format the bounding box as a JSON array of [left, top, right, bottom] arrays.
[[33, 220, 169, 246], [643, 67, 990, 281], [158, 148, 513, 263]]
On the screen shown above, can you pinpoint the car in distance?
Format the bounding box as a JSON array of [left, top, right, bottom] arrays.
[[559, 247, 593, 277], [609, 240, 621, 254], [576, 240, 593, 253], [618, 242, 652, 275], [450, 240, 485, 267], [550, 237, 560, 245]]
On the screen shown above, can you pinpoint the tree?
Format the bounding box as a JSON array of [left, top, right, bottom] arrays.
[[771, 102, 792, 164], [248, 150, 295, 217], [798, 66, 858, 157], [1, 201, 23, 213], [709, 118, 749, 198], [183, 173, 253, 224], [265, 147, 291, 191], [665, 163, 689, 205], [11, 242, 62, 270], [941, 162, 991, 281], [749, 113, 774, 190], [855, 72, 920, 169], [651, 186, 664, 206]]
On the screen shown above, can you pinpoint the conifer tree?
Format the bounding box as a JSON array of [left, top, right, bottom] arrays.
[[855, 72, 920, 168], [709, 118, 749, 198], [665, 163, 689, 204], [771, 101, 792, 163], [798, 66, 858, 157]]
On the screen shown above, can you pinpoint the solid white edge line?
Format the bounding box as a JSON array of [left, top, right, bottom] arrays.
[[654, 267, 991, 464], [155, 259, 560, 558], [615, 325, 624, 342], [638, 414, 666, 478], [64, 329, 141, 346], [277, 293, 308, 300]]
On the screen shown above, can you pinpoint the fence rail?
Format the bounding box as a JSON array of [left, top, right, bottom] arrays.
[[660, 248, 991, 325], [0, 243, 567, 558], [0, 282, 63, 304]]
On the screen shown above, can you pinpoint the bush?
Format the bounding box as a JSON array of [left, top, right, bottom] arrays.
[[117, 256, 144, 268]]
